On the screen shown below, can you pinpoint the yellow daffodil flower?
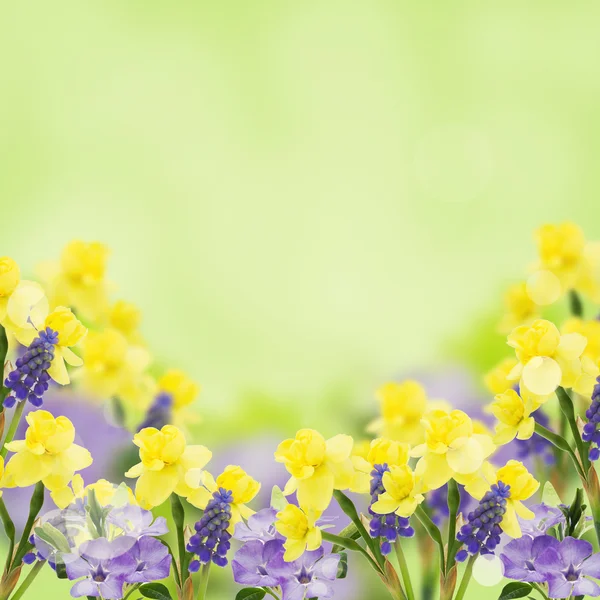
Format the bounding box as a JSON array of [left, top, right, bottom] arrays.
[[562, 318, 600, 364], [0, 280, 49, 343], [158, 369, 199, 411], [1, 411, 92, 508], [490, 389, 537, 445], [81, 328, 155, 408], [125, 425, 212, 508], [370, 464, 425, 517], [411, 409, 495, 490], [51, 473, 137, 509], [275, 504, 322, 561], [187, 465, 260, 529], [507, 318, 587, 396], [351, 438, 410, 494], [0, 257, 20, 320], [498, 282, 538, 333], [468, 460, 539, 538], [275, 429, 354, 511], [109, 300, 142, 340], [37, 240, 110, 323], [484, 358, 519, 395], [368, 380, 448, 446]]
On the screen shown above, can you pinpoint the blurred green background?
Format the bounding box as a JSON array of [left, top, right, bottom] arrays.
[[2, 1, 600, 598]]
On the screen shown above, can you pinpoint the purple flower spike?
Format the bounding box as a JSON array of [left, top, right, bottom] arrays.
[[500, 535, 559, 582], [125, 537, 171, 584], [232, 539, 285, 587], [536, 536, 600, 598]]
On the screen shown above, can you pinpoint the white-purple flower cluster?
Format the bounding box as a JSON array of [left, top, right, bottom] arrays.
[[500, 504, 600, 598], [31, 492, 170, 599], [231, 508, 341, 600]]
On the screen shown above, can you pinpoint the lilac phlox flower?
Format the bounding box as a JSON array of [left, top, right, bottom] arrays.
[[500, 535, 559, 583], [232, 539, 285, 587], [269, 547, 340, 600], [107, 504, 169, 538], [63, 537, 137, 599], [234, 508, 280, 542], [536, 536, 600, 598], [518, 503, 565, 538], [126, 536, 171, 584]]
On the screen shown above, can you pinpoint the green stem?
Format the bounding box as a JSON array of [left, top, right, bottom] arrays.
[[10, 561, 45, 600], [170, 494, 186, 585], [0, 497, 16, 574], [446, 479, 460, 570], [333, 490, 385, 568], [262, 589, 281, 600], [13, 482, 45, 567], [197, 562, 211, 600], [534, 422, 585, 479], [556, 387, 589, 474], [0, 401, 26, 459], [122, 583, 141, 600], [321, 531, 383, 575], [394, 540, 414, 600], [454, 555, 475, 600], [414, 506, 445, 574], [531, 582, 549, 599]]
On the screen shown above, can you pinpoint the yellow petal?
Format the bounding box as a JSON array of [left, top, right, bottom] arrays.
[[501, 502, 521, 538], [325, 434, 353, 463], [296, 468, 335, 511], [306, 527, 322, 551], [186, 486, 213, 509], [493, 425, 517, 446], [371, 493, 400, 515], [51, 486, 75, 509], [522, 357, 561, 396], [415, 454, 453, 490], [446, 438, 485, 475], [48, 355, 70, 386], [135, 465, 178, 508], [61, 347, 83, 367], [180, 445, 212, 472], [516, 417, 536, 440], [557, 333, 587, 360], [283, 477, 298, 497], [514, 500, 535, 520], [125, 462, 144, 479], [526, 270, 561, 305], [283, 539, 306, 562]]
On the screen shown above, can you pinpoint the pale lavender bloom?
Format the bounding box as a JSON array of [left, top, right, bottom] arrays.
[[518, 503, 565, 537], [500, 535, 559, 582], [270, 548, 340, 600], [64, 538, 137, 599], [232, 539, 285, 587], [126, 537, 170, 583], [536, 537, 600, 598], [234, 508, 279, 542], [107, 505, 169, 539]]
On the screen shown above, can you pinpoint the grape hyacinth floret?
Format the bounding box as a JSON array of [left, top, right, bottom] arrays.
[[583, 376, 600, 461], [188, 488, 233, 570], [368, 464, 414, 555], [455, 481, 510, 562], [3, 327, 57, 408], [137, 391, 173, 431]]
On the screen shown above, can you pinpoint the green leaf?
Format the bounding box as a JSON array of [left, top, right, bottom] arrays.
[[331, 522, 359, 553], [139, 582, 173, 599], [498, 582, 533, 599], [0, 324, 8, 367], [235, 588, 266, 600], [35, 523, 71, 554], [542, 481, 562, 508], [86, 489, 106, 538], [270, 485, 287, 511], [336, 551, 348, 579]]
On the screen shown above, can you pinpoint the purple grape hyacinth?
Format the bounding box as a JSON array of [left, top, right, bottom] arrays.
[[3, 328, 57, 408], [368, 464, 414, 555], [455, 481, 510, 562], [187, 488, 233, 570], [583, 376, 600, 461]]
